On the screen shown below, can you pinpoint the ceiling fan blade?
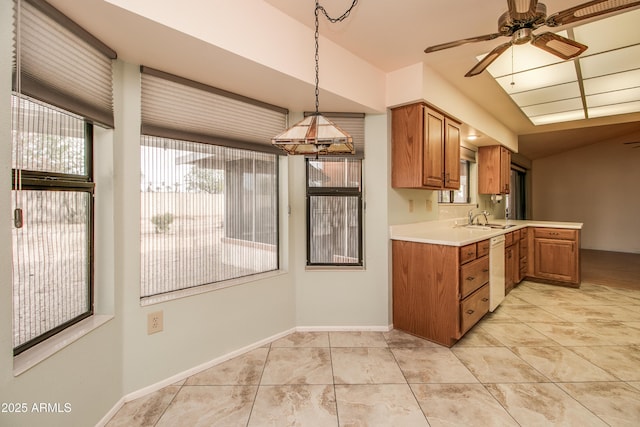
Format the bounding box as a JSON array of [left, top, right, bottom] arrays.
[[546, 0, 640, 27], [531, 32, 588, 59], [507, 0, 539, 20], [425, 33, 503, 53], [465, 42, 512, 77]]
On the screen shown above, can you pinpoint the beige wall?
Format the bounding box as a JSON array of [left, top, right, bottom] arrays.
[[532, 140, 640, 253]]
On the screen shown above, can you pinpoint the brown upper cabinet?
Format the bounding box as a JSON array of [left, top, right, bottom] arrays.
[[478, 145, 511, 194], [391, 102, 460, 189]]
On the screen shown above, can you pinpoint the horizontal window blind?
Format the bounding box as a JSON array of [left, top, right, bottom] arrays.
[[14, 0, 116, 127], [141, 67, 288, 154], [140, 136, 279, 298], [305, 112, 366, 158]]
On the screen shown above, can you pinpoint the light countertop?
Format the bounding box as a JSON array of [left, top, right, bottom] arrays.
[[390, 219, 583, 247]]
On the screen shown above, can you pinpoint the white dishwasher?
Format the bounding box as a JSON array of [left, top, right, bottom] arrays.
[[489, 235, 505, 312]]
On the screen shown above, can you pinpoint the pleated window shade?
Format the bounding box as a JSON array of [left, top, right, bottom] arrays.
[[141, 67, 288, 154], [14, 0, 116, 127]]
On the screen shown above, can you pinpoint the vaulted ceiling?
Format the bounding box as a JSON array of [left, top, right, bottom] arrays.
[[46, 0, 640, 159]]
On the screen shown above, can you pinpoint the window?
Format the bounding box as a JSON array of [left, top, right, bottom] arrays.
[[439, 159, 471, 203], [306, 158, 363, 266], [11, 95, 94, 355], [11, 0, 115, 356], [138, 67, 287, 299], [140, 136, 279, 298]]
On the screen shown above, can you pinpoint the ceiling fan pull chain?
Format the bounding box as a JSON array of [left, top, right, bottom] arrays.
[[510, 46, 515, 88]]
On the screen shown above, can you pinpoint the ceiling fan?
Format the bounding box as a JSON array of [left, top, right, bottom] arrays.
[[424, 0, 640, 77]]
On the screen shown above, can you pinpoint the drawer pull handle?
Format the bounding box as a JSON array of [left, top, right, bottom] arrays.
[[481, 298, 488, 302], [466, 309, 474, 315], [467, 251, 474, 256], [466, 276, 475, 281]]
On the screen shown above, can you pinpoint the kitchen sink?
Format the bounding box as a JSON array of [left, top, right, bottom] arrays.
[[486, 223, 516, 229], [465, 223, 516, 230]]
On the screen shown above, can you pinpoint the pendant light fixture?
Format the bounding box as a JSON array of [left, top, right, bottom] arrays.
[[272, 0, 358, 155]]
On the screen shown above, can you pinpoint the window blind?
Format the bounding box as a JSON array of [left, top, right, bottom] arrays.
[[305, 112, 366, 159], [14, 0, 116, 127], [140, 67, 288, 155]]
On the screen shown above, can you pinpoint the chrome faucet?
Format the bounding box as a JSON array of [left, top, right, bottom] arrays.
[[468, 209, 489, 225]]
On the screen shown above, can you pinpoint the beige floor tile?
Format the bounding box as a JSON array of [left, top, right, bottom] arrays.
[[485, 383, 607, 426], [331, 347, 406, 384], [155, 385, 256, 427], [248, 385, 337, 427], [453, 326, 504, 347], [185, 347, 268, 385], [271, 332, 330, 348], [391, 347, 478, 384], [499, 294, 530, 306], [568, 345, 640, 381], [558, 382, 640, 427], [452, 346, 547, 383], [544, 305, 640, 323], [479, 322, 561, 346], [629, 382, 640, 391], [261, 347, 333, 385], [335, 384, 428, 426], [106, 386, 180, 427], [496, 304, 565, 322], [383, 329, 441, 348], [526, 322, 607, 346], [328, 331, 388, 347], [511, 346, 616, 382], [481, 306, 519, 323], [411, 383, 518, 427], [586, 321, 640, 345]]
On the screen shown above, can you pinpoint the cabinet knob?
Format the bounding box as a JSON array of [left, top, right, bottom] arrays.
[[482, 269, 489, 273], [466, 276, 475, 281], [466, 309, 475, 315], [481, 298, 488, 302]]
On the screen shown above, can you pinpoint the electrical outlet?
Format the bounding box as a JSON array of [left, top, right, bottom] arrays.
[[147, 311, 163, 334]]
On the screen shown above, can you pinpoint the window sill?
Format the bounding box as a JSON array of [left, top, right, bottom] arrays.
[[140, 269, 288, 306], [13, 314, 114, 376], [305, 265, 365, 272]]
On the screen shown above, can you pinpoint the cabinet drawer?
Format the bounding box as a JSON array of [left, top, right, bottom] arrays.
[[534, 228, 577, 240], [460, 256, 489, 298], [460, 243, 477, 264], [460, 284, 489, 335], [477, 239, 490, 258]]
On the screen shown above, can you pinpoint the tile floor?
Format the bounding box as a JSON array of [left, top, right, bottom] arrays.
[[106, 281, 640, 426]]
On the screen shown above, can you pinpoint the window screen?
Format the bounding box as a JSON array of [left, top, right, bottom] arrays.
[[140, 137, 279, 298], [306, 158, 363, 266], [11, 94, 94, 355]]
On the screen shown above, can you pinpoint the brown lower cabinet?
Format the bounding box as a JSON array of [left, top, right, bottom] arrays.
[[529, 227, 580, 286], [392, 239, 489, 347]]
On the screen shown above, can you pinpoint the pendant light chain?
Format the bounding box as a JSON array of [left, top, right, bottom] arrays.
[[314, 0, 359, 114]]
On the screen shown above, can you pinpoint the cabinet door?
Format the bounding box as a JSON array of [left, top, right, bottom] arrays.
[[391, 103, 424, 188], [423, 107, 445, 188], [444, 118, 461, 189], [505, 245, 515, 294], [500, 147, 511, 194], [534, 238, 578, 283]]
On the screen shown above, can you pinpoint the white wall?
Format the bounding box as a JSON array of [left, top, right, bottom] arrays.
[[292, 114, 392, 328], [532, 140, 640, 253], [113, 62, 297, 395]]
